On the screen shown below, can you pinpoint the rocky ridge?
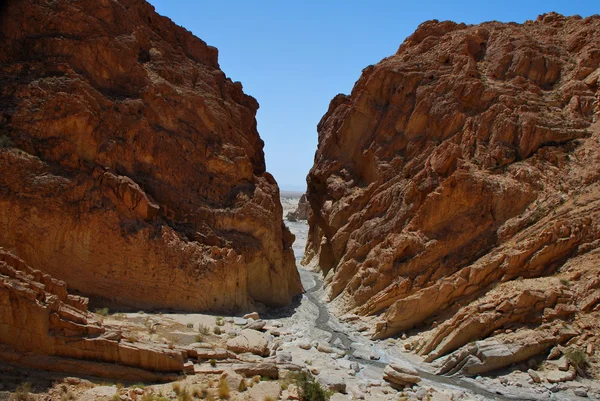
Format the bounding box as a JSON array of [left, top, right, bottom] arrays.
[[0, 0, 302, 312], [305, 12, 600, 375]]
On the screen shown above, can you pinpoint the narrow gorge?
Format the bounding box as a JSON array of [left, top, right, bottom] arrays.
[[1, 1, 600, 401]]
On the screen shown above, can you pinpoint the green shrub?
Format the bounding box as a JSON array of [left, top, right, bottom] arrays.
[[198, 324, 210, 335], [290, 371, 330, 401], [565, 347, 588, 370], [215, 317, 225, 326], [95, 307, 110, 316]]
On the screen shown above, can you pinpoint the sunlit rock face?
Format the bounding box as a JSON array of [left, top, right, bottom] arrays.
[[306, 12, 600, 366], [0, 0, 302, 312]]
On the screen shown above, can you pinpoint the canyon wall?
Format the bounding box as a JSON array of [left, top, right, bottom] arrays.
[[0, 0, 302, 312], [306, 12, 600, 365], [0, 248, 184, 381]]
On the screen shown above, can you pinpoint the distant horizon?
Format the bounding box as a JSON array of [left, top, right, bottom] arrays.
[[148, 1, 598, 188]]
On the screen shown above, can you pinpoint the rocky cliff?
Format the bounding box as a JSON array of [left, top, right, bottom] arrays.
[[305, 12, 600, 371], [0, 0, 302, 312]]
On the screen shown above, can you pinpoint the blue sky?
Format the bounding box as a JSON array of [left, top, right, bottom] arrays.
[[148, 1, 597, 191]]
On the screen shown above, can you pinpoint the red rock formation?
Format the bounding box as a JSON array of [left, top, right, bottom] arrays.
[[305, 12, 600, 369], [0, 0, 302, 312], [0, 248, 183, 381]]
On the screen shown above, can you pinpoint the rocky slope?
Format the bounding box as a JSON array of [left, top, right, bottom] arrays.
[[0, 0, 302, 312], [0, 248, 184, 381], [305, 12, 600, 373]]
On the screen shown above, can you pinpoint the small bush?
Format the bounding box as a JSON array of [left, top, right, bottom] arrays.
[[61, 391, 76, 401], [187, 323, 194, 329], [215, 317, 225, 326], [177, 387, 192, 401], [252, 375, 261, 383], [264, 397, 276, 401], [560, 279, 571, 287], [111, 395, 121, 401], [199, 324, 210, 335], [10, 382, 33, 401], [565, 347, 588, 370], [172, 382, 182, 395], [238, 379, 247, 392], [95, 307, 110, 316], [218, 378, 230, 399], [290, 371, 331, 401], [213, 326, 222, 335], [195, 334, 205, 342]]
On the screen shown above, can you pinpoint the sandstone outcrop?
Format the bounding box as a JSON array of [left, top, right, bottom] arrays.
[[286, 193, 310, 221], [0, 0, 302, 312], [0, 248, 184, 381], [383, 360, 421, 389], [305, 12, 600, 372]]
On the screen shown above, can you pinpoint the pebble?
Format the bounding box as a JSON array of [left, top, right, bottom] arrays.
[[573, 388, 588, 397]]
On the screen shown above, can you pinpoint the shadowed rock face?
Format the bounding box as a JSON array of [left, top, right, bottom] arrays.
[[305, 12, 600, 365], [0, 0, 302, 312]]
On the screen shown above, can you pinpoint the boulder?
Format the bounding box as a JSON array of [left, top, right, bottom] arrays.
[[226, 329, 269, 356], [246, 381, 282, 400], [383, 360, 421, 388], [317, 373, 347, 393], [545, 368, 577, 383]]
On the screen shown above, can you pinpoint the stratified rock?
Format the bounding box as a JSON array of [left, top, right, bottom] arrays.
[[304, 12, 600, 369], [0, 0, 302, 312], [0, 248, 182, 380], [435, 327, 576, 375], [383, 360, 421, 389]]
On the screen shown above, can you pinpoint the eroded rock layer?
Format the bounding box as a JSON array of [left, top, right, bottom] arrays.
[[305, 12, 600, 368], [0, 248, 183, 381], [0, 0, 302, 311]]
